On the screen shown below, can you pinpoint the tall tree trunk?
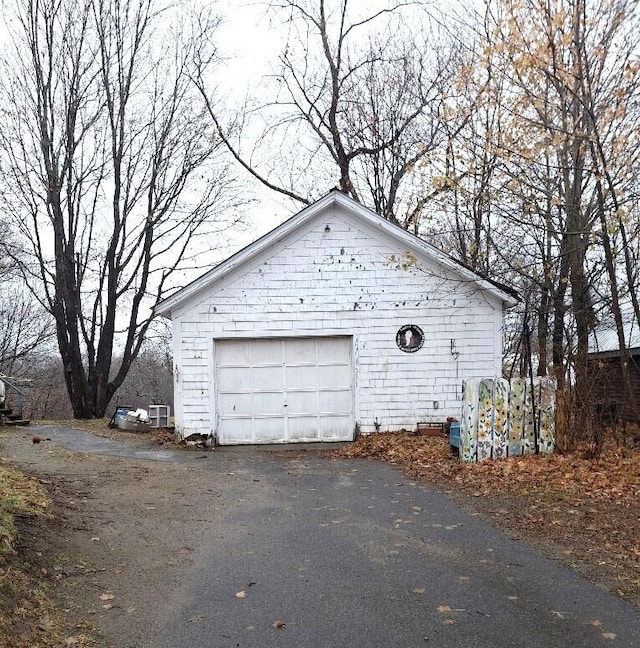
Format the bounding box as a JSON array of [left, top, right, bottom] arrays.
[[552, 241, 571, 448]]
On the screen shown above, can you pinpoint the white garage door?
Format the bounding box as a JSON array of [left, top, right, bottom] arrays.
[[215, 337, 354, 445]]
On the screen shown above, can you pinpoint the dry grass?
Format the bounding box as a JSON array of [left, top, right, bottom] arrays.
[[0, 465, 50, 555], [0, 463, 70, 647]]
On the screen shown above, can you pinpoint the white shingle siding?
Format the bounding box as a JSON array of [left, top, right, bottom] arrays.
[[168, 202, 507, 440]]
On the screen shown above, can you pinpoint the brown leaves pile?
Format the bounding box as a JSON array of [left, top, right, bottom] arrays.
[[331, 432, 639, 502]]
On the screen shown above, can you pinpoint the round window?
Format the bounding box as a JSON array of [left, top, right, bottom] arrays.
[[396, 324, 424, 353]]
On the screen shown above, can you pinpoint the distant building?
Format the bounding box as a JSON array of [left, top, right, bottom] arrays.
[[587, 314, 640, 423]]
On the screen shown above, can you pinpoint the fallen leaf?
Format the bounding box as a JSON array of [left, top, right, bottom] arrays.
[[602, 633, 617, 640], [413, 588, 425, 594], [38, 617, 53, 632], [99, 593, 115, 602], [444, 619, 456, 625], [589, 619, 603, 627], [437, 605, 452, 614], [272, 619, 286, 629], [234, 591, 247, 599]]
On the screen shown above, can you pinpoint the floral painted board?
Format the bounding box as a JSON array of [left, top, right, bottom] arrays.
[[476, 379, 494, 462], [460, 379, 477, 463], [492, 378, 509, 460], [522, 379, 536, 455], [508, 378, 526, 456], [538, 376, 556, 454]]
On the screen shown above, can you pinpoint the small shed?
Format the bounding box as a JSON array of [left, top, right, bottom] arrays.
[[587, 316, 640, 423], [155, 190, 516, 444]]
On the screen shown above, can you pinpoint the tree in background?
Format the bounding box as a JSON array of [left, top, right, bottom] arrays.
[[0, 0, 238, 418], [0, 217, 54, 378], [110, 320, 174, 413], [0, 288, 53, 379], [196, 0, 465, 223]]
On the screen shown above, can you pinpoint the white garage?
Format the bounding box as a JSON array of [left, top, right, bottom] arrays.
[[155, 190, 516, 445], [215, 337, 353, 444]]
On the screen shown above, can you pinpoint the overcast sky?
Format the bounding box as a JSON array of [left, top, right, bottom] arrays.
[[213, 2, 294, 253]]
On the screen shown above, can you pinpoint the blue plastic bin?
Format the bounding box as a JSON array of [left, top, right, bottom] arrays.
[[449, 421, 460, 453]]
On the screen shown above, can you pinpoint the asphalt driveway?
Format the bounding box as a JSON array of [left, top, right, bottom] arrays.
[[158, 448, 639, 648], [3, 426, 640, 647]]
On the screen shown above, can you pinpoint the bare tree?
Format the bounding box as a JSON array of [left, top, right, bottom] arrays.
[[111, 324, 174, 412], [196, 0, 462, 223], [0, 287, 53, 377], [0, 0, 238, 418], [0, 217, 54, 377]]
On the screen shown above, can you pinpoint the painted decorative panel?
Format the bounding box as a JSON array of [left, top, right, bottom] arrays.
[[459, 377, 556, 463], [476, 379, 494, 462], [460, 379, 477, 463], [493, 378, 509, 460]]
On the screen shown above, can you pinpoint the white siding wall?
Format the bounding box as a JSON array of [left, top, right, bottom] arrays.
[[172, 208, 504, 438]]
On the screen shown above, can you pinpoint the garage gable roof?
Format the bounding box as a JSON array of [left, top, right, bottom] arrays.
[[155, 190, 518, 318]]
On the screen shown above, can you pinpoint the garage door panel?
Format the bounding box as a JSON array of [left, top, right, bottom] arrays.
[[218, 392, 253, 415], [285, 338, 317, 363], [285, 365, 318, 389], [286, 390, 318, 415], [318, 337, 350, 362], [252, 365, 285, 389], [252, 417, 286, 442], [319, 415, 353, 438], [216, 340, 250, 364], [252, 391, 285, 415], [252, 339, 282, 363], [318, 364, 351, 387], [219, 391, 284, 417], [219, 418, 254, 444], [216, 367, 248, 392], [318, 390, 352, 412], [287, 417, 320, 441]]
